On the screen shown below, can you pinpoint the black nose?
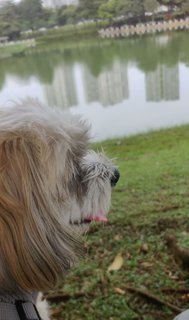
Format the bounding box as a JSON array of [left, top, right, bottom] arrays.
[[111, 168, 120, 187]]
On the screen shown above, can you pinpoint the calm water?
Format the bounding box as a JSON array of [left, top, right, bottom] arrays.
[[1, 31, 189, 141]]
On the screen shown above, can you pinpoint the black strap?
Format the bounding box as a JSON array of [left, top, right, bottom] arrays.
[[15, 300, 41, 320]]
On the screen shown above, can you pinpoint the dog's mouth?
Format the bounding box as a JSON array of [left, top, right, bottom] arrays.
[[71, 211, 108, 226], [85, 212, 108, 223]]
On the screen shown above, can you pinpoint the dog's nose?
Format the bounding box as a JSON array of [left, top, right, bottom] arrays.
[[111, 168, 120, 187]]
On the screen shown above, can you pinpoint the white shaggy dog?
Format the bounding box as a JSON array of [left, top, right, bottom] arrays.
[[0, 100, 119, 320]]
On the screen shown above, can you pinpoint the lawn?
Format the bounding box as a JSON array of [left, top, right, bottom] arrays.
[[47, 125, 189, 320], [0, 43, 28, 59]]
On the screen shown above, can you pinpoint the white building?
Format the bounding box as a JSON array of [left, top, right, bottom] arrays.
[[42, 0, 79, 8], [145, 5, 169, 16]]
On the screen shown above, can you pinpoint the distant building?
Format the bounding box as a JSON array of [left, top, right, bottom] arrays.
[[145, 5, 169, 16], [42, 0, 79, 8]]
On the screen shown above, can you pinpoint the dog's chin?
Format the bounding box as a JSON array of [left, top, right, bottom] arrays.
[[70, 211, 108, 234]]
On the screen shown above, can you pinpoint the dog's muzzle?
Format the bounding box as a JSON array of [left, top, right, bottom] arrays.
[[111, 168, 120, 187]]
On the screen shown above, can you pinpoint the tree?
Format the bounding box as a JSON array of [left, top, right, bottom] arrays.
[[144, 0, 159, 14], [159, 0, 171, 3], [0, 0, 18, 21], [98, 0, 117, 20], [124, 0, 145, 18], [42, 8, 57, 28], [111, 0, 146, 19], [159, 0, 183, 9], [18, 0, 43, 29], [181, 0, 189, 12], [0, 0, 58, 36], [57, 5, 77, 25], [174, 0, 183, 5], [0, 0, 20, 38], [77, 0, 104, 20]]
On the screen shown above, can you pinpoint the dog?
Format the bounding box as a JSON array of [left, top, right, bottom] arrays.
[[0, 99, 119, 319]]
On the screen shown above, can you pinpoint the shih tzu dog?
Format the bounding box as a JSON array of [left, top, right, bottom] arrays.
[[0, 99, 119, 320]]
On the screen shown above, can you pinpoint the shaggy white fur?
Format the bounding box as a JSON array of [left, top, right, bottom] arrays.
[[36, 294, 50, 320], [174, 310, 189, 320]]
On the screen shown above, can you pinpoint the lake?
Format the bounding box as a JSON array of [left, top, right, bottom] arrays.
[[0, 31, 189, 142]]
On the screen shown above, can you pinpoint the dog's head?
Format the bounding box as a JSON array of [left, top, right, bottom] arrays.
[[0, 99, 119, 293]]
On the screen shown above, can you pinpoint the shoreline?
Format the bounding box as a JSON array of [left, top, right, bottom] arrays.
[[92, 123, 189, 145], [0, 39, 36, 59], [0, 17, 189, 60], [1, 16, 189, 59], [99, 17, 189, 38]]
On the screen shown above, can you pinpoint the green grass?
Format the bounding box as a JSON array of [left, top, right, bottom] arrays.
[[31, 22, 108, 46], [0, 43, 28, 59], [49, 125, 189, 320]]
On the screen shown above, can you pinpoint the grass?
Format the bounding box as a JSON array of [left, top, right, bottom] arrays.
[[0, 43, 28, 59], [36, 23, 100, 44], [48, 125, 189, 320]]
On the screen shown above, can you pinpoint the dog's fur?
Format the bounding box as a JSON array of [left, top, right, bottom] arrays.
[[0, 99, 118, 319]]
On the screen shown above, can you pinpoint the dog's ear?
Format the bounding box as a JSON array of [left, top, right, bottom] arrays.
[[0, 131, 83, 292]]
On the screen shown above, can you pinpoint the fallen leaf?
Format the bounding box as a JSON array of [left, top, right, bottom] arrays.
[[50, 308, 62, 316], [167, 271, 180, 280], [107, 253, 124, 272], [114, 234, 122, 241], [126, 252, 132, 260], [114, 287, 125, 295], [140, 262, 153, 269], [181, 294, 189, 301], [140, 243, 149, 254]]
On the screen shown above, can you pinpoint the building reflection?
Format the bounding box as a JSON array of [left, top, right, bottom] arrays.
[[145, 64, 179, 102], [43, 59, 129, 108], [43, 64, 77, 108], [83, 59, 129, 106], [42, 56, 180, 109]]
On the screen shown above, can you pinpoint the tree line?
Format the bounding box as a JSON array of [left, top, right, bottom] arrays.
[[0, 0, 189, 39]]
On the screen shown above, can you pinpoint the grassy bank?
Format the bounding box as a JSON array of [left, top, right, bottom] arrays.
[[0, 43, 29, 59], [0, 23, 104, 59], [35, 23, 101, 44], [48, 125, 189, 320]]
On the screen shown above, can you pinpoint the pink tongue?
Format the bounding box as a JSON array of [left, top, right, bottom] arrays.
[[87, 213, 108, 222]]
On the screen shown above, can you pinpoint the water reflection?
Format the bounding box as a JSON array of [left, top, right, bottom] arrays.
[[42, 59, 129, 108], [0, 31, 189, 141], [146, 64, 179, 101], [43, 64, 77, 108], [82, 60, 129, 106]]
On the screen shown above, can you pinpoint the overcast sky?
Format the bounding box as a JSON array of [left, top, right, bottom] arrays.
[[0, 0, 19, 2], [0, 0, 21, 2]]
